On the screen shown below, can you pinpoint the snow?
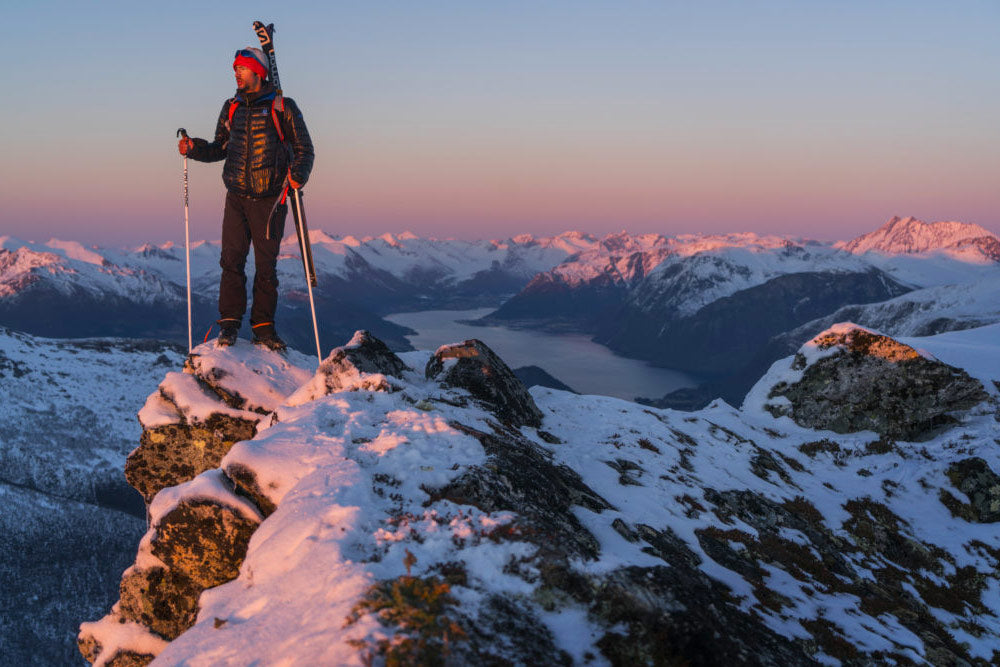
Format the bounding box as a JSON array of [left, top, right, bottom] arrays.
[[79, 315, 1000, 664], [137, 392, 182, 430], [44, 239, 106, 266], [186, 340, 315, 412], [900, 322, 1000, 397], [78, 614, 168, 667], [148, 469, 263, 527], [157, 372, 262, 425], [0, 327, 184, 507]]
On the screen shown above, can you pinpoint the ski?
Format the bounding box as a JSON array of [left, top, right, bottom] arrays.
[[252, 21, 282, 96], [253, 20, 322, 363], [290, 188, 318, 288]]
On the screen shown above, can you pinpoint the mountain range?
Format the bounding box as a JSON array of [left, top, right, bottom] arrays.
[[1, 216, 998, 409], [482, 216, 1000, 406]]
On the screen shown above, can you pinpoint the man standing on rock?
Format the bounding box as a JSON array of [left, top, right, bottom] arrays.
[[177, 47, 314, 351]]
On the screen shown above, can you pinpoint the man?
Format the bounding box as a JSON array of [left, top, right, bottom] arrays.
[[178, 47, 314, 350]]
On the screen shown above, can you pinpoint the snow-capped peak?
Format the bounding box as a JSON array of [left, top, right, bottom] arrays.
[[837, 216, 997, 256]]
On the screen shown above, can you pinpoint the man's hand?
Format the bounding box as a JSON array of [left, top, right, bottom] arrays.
[[178, 137, 194, 155], [289, 175, 302, 189]]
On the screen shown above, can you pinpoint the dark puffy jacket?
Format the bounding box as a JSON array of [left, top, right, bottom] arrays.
[[189, 83, 314, 199]]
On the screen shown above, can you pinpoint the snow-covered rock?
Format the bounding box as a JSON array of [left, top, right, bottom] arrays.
[[80, 324, 1000, 665], [426, 338, 544, 428], [747, 323, 989, 440], [285, 329, 410, 407], [125, 341, 312, 504]]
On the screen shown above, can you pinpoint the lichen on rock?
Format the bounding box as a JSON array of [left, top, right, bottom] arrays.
[[118, 566, 201, 640], [126, 412, 258, 504]]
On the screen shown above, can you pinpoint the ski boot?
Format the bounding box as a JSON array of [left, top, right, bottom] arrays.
[[217, 320, 240, 347], [252, 323, 287, 352]]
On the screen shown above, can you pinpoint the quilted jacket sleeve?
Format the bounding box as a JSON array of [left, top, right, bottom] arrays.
[[187, 101, 230, 163]]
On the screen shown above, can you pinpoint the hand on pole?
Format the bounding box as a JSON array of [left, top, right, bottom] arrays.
[[289, 175, 302, 189], [176, 128, 192, 156]]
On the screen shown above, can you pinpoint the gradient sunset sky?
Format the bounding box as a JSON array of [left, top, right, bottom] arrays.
[[2, 1, 997, 245]]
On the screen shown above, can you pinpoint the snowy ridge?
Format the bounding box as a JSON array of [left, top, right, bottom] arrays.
[[0, 231, 600, 309], [98, 324, 1000, 665], [530, 219, 998, 320], [629, 239, 873, 317], [837, 215, 998, 257], [298, 229, 600, 285], [0, 239, 182, 302], [0, 326, 184, 506], [780, 275, 1000, 343]]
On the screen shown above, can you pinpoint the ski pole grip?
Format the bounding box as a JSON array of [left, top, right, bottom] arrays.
[[176, 128, 189, 139]]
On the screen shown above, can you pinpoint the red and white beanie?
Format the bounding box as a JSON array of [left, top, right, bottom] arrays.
[[233, 47, 269, 79]]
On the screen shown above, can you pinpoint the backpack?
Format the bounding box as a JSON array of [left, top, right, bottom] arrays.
[[225, 94, 287, 142]]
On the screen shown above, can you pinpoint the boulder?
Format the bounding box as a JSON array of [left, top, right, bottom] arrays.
[[426, 339, 543, 428], [945, 458, 1000, 523], [765, 324, 988, 440], [286, 330, 410, 406], [184, 342, 314, 413]]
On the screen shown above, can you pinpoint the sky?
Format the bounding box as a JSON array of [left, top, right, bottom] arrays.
[[1, 1, 998, 246]]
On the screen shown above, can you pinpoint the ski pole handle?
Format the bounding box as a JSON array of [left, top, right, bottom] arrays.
[[176, 128, 189, 139]]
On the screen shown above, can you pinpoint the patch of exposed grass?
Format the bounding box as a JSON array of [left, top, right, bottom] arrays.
[[346, 575, 467, 666]]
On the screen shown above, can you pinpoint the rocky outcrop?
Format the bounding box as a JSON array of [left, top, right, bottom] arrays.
[[426, 338, 543, 427], [124, 345, 312, 504], [80, 327, 1000, 665], [80, 469, 263, 665], [764, 324, 988, 440], [125, 410, 258, 504], [80, 342, 304, 666], [286, 329, 410, 405]]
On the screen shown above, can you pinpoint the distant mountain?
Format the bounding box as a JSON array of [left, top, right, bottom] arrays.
[[513, 365, 577, 393], [486, 217, 1000, 407], [485, 231, 912, 374], [837, 215, 1000, 259], [0, 233, 599, 352], [3, 218, 998, 391]]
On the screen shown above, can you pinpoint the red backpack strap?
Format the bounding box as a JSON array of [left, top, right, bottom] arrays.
[[225, 97, 239, 130], [270, 96, 286, 143]]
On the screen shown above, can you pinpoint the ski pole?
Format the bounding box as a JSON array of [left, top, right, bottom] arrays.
[[290, 186, 322, 365], [176, 128, 193, 353]]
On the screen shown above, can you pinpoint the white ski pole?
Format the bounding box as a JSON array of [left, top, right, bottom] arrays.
[[177, 128, 193, 353]]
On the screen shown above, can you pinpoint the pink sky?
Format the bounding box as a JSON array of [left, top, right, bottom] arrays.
[[3, 2, 998, 246]]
